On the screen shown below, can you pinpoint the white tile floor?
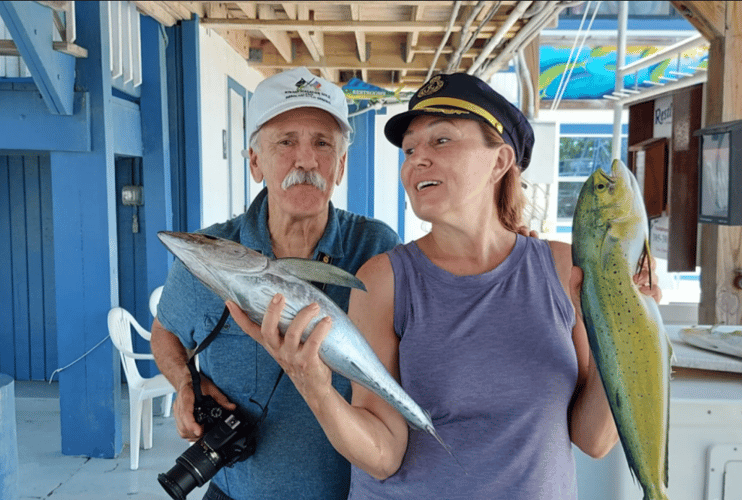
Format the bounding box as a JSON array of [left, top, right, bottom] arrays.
[[14, 381, 209, 500]]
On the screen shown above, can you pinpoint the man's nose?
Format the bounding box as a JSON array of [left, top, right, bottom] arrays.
[[294, 141, 318, 168]]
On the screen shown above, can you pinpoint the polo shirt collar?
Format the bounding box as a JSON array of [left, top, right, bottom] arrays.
[[241, 187, 345, 262]]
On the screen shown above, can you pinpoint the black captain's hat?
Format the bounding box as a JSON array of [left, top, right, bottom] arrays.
[[384, 73, 534, 170]]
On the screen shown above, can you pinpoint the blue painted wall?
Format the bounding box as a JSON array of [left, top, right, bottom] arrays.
[[0, 154, 57, 381], [347, 104, 375, 217]]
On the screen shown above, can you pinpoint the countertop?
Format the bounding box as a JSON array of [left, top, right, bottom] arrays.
[[667, 325, 742, 374]]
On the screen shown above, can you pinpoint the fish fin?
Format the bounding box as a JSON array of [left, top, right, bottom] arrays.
[[275, 258, 367, 291]]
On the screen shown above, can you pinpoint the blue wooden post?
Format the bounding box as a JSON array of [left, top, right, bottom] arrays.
[[182, 17, 203, 232], [0, 374, 18, 500], [347, 105, 375, 217], [50, 1, 122, 457], [140, 16, 172, 311]]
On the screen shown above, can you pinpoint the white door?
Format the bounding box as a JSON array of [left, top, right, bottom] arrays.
[[228, 87, 246, 218]]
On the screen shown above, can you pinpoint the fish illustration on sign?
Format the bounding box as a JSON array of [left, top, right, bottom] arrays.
[[572, 159, 673, 500], [342, 78, 404, 102]]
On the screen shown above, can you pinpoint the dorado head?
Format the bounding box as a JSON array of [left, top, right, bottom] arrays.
[[584, 159, 637, 222], [157, 232, 268, 302]]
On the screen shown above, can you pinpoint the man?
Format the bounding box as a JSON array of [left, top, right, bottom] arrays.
[[151, 67, 401, 500]]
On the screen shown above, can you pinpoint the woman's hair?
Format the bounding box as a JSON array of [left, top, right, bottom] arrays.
[[477, 121, 526, 232]]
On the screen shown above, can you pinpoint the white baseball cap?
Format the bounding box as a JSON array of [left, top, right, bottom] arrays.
[[246, 67, 352, 149]]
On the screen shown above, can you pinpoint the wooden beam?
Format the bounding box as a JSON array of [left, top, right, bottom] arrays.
[[253, 40, 444, 73], [350, 4, 367, 62], [222, 29, 251, 62], [155, 0, 191, 20], [200, 18, 507, 33], [695, 1, 742, 325], [35, 1, 68, 11], [0, 1, 75, 114], [257, 4, 293, 63], [235, 2, 256, 19], [670, 1, 725, 40], [179, 1, 205, 18], [132, 1, 177, 26]]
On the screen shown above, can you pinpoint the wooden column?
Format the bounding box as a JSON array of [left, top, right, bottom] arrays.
[[672, 1, 742, 324]]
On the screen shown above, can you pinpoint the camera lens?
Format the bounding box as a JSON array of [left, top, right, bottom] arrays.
[[158, 441, 222, 500], [157, 469, 190, 500]]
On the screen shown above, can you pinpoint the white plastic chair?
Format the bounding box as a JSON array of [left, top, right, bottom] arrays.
[[149, 285, 163, 318], [108, 307, 176, 470]]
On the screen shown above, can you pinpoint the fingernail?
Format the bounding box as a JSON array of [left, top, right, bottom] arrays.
[[272, 294, 282, 304]]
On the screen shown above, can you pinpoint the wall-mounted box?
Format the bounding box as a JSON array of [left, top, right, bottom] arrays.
[[694, 119, 742, 225]]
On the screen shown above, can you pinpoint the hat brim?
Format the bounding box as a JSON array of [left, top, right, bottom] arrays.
[[384, 107, 496, 148], [252, 99, 353, 142]]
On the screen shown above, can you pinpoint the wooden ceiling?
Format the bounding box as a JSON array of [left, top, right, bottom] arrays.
[[132, 1, 568, 89]]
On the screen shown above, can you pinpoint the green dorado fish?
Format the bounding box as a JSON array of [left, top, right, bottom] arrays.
[[572, 159, 673, 500]]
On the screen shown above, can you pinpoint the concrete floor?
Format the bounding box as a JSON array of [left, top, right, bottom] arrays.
[[15, 381, 209, 500]]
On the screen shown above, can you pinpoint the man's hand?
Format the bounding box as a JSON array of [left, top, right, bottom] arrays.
[[173, 374, 236, 442], [516, 225, 539, 238]]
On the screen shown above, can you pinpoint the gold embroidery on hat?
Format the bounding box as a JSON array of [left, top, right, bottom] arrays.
[[417, 76, 445, 98], [413, 97, 504, 134], [418, 107, 470, 115]]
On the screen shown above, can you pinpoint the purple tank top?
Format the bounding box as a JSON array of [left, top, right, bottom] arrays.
[[348, 235, 579, 500]]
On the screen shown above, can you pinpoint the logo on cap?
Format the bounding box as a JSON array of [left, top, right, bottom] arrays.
[[296, 77, 322, 91], [417, 75, 445, 98]]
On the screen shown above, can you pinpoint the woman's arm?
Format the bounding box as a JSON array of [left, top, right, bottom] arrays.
[[227, 253, 408, 479], [548, 241, 618, 458]]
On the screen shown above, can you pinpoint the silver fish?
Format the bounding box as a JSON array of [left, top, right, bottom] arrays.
[[158, 231, 453, 456]]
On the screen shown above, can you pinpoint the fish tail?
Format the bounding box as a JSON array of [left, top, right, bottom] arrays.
[[427, 426, 468, 475]]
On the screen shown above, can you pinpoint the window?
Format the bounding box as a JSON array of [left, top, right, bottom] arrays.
[[557, 136, 627, 220]]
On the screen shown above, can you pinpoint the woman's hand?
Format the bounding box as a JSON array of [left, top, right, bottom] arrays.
[[633, 253, 662, 304], [226, 294, 334, 400]]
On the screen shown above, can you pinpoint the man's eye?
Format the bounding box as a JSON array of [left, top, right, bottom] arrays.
[[403, 148, 414, 157], [435, 137, 450, 145]]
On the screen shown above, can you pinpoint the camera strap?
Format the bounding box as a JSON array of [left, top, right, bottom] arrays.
[[186, 306, 284, 423]]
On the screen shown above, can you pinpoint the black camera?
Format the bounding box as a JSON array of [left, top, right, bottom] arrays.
[[158, 396, 259, 500]]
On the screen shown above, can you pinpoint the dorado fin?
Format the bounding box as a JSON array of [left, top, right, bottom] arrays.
[[276, 258, 367, 291]]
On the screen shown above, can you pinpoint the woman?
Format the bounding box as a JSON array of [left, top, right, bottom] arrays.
[[228, 73, 661, 499]]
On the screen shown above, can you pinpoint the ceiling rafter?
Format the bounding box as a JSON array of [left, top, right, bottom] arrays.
[[128, 1, 567, 89]]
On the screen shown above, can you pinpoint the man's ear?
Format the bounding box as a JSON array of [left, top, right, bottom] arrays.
[[335, 152, 347, 186], [249, 148, 264, 183]]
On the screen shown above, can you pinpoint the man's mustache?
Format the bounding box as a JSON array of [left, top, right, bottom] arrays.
[[281, 169, 327, 191]]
